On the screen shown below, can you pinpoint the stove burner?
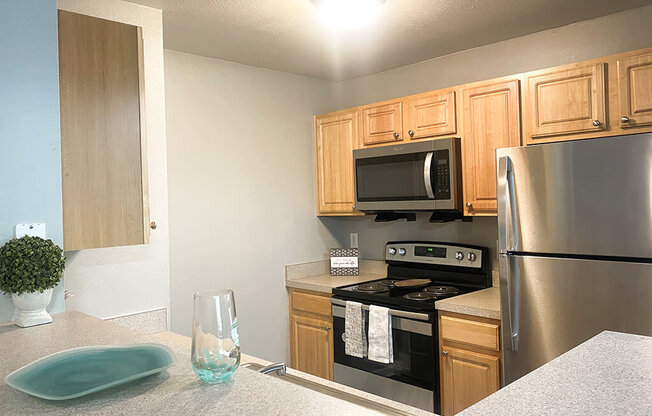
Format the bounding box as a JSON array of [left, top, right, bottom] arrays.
[[423, 286, 460, 296], [377, 279, 397, 287], [353, 282, 389, 293], [403, 292, 437, 301]]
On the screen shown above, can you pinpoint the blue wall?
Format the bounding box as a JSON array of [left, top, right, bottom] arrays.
[[0, 0, 64, 321]]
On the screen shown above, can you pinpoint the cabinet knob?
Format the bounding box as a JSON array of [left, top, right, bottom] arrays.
[[621, 116, 630, 123], [150, 221, 157, 230], [442, 350, 449, 356], [408, 130, 414, 137], [466, 202, 473, 208], [393, 132, 399, 139], [324, 326, 331, 331], [592, 120, 601, 127]]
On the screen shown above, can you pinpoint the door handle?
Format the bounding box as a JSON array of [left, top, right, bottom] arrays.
[[498, 155, 519, 253], [424, 152, 435, 199], [500, 254, 519, 351]]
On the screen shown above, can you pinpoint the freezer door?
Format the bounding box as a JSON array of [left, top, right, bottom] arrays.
[[500, 254, 652, 385], [497, 133, 652, 258]]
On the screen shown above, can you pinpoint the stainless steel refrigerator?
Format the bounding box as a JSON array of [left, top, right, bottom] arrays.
[[496, 132, 652, 385]]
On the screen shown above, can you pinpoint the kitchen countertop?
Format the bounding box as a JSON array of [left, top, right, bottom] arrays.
[[459, 331, 652, 416], [0, 311, 432, 416], [286, 272, 387, 293], [434, 287, 501, 320], [285, 259, 387, 294]]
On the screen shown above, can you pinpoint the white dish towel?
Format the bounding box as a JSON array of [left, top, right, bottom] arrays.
[[344, 301, 367, 358], [367, 305, 393, 364]]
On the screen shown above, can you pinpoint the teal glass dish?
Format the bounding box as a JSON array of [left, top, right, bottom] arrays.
[[4, 344, 176, 400]]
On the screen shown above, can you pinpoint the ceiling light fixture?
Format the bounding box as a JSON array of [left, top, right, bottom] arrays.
[[311, 0, 385, 32]]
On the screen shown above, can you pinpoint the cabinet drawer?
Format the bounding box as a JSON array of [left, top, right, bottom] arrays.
[[441, 315, 500, 351], [291, 290, 332, 318]]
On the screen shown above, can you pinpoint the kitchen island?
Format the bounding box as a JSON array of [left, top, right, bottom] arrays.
[[460, 330, 652, 415], [0, 311, 431, 416]]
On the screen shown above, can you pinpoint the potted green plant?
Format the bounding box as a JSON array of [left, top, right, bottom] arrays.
[[0, 236, 65, 327]]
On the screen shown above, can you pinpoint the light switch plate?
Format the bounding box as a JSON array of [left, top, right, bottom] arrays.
[[349, 233, 359, 248], [15, 223, 46, 239]]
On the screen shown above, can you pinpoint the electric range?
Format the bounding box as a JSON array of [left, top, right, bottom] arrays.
[[330, 241, 491, 414]]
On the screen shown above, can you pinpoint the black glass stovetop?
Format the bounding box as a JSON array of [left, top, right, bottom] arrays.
[[332, 277, 476, 312]]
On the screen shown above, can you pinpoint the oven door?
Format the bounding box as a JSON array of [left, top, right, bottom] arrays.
[[353, 138, 460, 212], [331, 301, 438, 413]]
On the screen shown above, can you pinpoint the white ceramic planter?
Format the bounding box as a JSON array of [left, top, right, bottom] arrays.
[[12, 288, 53, 327]]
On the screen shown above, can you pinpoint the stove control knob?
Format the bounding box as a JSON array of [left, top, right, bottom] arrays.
[[398, 248, 407, 256], [468, 252, 476, 262], [455, 251, 464, 261], [388, 247, 396, 255]]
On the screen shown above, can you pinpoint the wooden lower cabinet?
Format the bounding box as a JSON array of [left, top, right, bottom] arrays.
[[288, 289, 334, 380], [439, 311, 501, 415]]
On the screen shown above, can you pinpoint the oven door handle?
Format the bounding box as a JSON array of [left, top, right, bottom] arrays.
[[330, 298, 432, 322], [424, 151, 435, 199]]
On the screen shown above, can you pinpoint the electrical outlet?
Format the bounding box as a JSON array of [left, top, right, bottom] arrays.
[[349, 232, 359, 248], [15, 223, 46, 239]]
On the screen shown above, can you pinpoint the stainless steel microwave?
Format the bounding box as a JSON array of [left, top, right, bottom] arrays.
[[353, 138, 462, 212]]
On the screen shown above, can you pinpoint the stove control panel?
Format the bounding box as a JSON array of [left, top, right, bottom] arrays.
[[385, 242, 483, 268]]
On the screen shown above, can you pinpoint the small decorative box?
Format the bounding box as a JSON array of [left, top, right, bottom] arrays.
[[330, 248, 359, 276]]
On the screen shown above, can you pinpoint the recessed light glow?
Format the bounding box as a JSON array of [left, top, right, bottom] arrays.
[[312, 0, 384, 32]]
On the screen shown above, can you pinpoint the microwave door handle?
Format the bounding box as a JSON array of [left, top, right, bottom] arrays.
[[424, 152, 435, 199]]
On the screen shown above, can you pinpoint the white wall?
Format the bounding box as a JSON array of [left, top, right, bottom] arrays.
[[57, 0, 170, 321], [164, 50, 343, 362], [325, 4, 652, 263], [330, 4, 652, 107]]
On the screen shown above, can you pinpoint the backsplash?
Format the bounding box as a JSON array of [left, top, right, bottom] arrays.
[[322, 215, 499, 270]]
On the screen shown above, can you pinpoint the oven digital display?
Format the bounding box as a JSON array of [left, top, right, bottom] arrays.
[[414, 246, 447, 258]]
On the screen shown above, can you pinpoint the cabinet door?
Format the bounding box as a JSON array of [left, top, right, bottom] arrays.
[[461, 79, 521, 215], [315, 111, 358, 215], [403, 91, 456, 140], [289, 314, 334, 380], [525, 63, 606, 144], [441, 347, 500, 416], [58, 11, 148, 250], [361, 102, 403, 145], [618, 52, 652, 128]]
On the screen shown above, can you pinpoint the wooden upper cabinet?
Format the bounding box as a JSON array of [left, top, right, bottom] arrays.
[[403, 90, 456, 140], [461, 79, 521, 216], [58, 11, 149, 250], [314, 110, 359, 215], [617, 51, 652, 129], [440, 347, 500, 416], [524, 63, 607, 144], [361, 101, 403, 145]]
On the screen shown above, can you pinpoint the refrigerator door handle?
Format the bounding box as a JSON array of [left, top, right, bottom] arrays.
[[500, 254, 520, 351], [497, 155, 519, 254]]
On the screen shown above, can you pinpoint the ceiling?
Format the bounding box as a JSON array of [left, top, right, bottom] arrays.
[[128, 0, 652, 80]]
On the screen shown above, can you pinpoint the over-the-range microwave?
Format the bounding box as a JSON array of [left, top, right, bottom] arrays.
[[353, 138, 462, 213]]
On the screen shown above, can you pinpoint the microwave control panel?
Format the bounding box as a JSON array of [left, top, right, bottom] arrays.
[[434, 150, 451, 200]]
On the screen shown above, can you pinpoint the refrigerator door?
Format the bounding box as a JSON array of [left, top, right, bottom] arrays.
[[497, 133, 652, 258], [500, 254, 652, 385]]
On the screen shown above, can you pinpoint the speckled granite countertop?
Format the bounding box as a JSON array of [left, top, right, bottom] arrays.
[[434, 287, 501, 320], [459, 331, 652, 416], [285, 259, 386, 294], [0, 311, 432, 416]]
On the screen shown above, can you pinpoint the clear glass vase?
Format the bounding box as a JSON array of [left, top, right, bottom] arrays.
[[191, 290, 241, 383]]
